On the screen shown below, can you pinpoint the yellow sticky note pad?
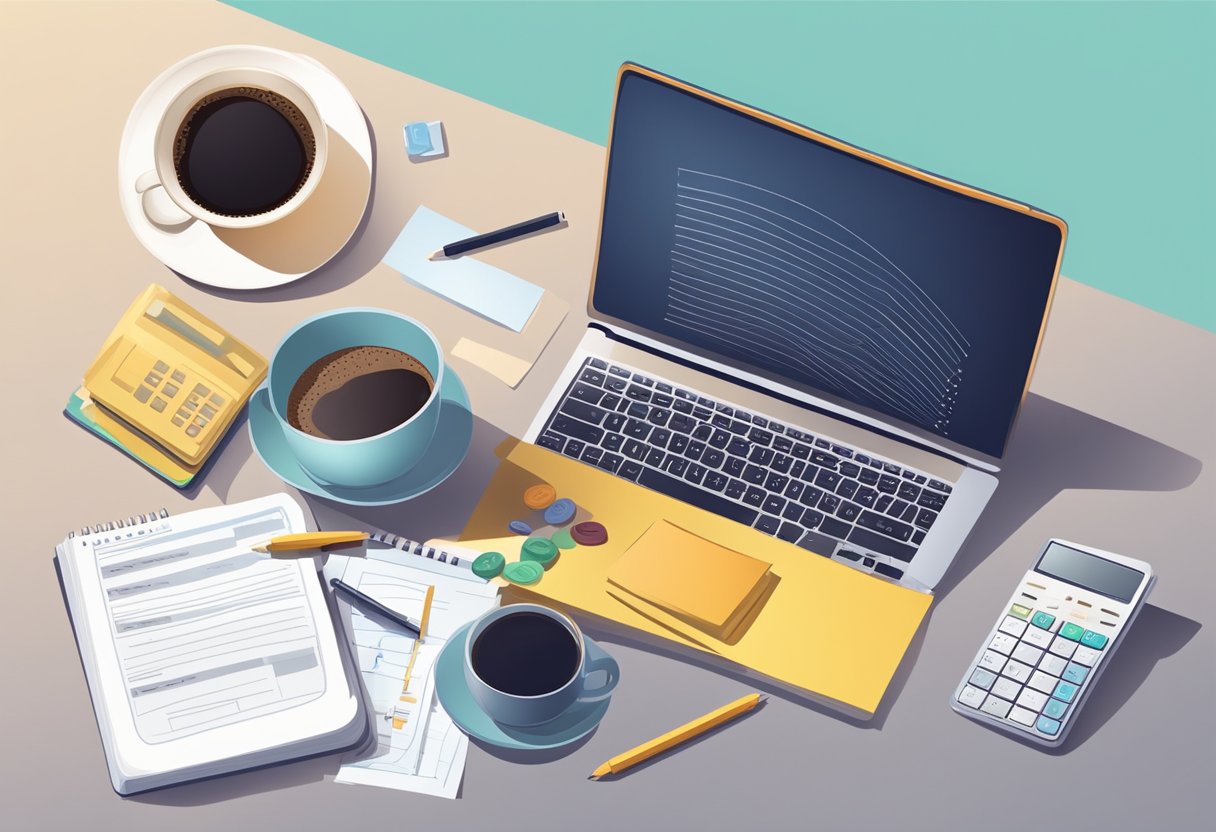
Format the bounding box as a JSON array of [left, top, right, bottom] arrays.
[[460, 440, 934, 717], [610, 521, 772, 641]]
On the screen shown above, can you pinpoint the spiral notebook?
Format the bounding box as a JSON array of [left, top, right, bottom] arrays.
[[56, 494, 368, 795]]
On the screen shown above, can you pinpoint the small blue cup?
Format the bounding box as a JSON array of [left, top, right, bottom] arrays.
[[267, 308, 444, 488]]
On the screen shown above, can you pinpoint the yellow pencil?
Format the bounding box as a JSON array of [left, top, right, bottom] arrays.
[[589, 693, 765, 779], [251, 531, 369, 555]]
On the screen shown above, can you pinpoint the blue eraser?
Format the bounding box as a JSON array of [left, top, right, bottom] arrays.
[[404, 121, 445, 158], [508, 519, 533, 535]]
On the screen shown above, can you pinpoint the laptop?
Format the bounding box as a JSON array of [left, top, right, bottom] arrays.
[[524, 64, 1066, 594]]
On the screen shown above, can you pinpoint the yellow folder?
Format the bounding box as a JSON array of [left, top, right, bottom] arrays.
[[460, 440, 933, 717]]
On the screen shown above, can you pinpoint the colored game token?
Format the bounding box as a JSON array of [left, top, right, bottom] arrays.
[[543, 498, 577, 526], [571, 521, 608, 546], [550, 528, 577, 550], [503, 560, 544, 585], [524, 484, 557, 510], [521, 537, 559, 568], [508, 520, 533, 535], [472, 551, 506, 579]]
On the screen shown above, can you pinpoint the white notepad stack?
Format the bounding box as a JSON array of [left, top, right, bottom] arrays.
[[56, 494, 366, 794]]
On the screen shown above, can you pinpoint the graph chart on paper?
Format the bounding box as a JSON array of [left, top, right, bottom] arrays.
[[666, 168, 971, 436]]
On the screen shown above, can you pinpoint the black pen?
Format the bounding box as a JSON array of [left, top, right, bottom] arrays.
[[330, 578, 422, 637], [429, 211, 566, 260]]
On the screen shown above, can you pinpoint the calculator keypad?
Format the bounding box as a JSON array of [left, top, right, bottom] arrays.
[[957, 597, 1116, 741]]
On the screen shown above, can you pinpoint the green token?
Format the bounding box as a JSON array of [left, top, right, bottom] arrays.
[[521, 537, 559, 568], [503, 560, 544, 585], [551, 528, 577, 550], [472, 551, 505, 579]]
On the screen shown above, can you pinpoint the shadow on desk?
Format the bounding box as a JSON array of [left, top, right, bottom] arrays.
[[179, 110, 389, 302], [305, 413, 510, 543], [936, 394, 1202, 598]]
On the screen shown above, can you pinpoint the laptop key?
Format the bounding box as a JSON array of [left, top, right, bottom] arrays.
[[651, 428, 672, 447], [771, 453, 792, 473], [632, 374, 654, 387], [749, 428, 773, 446], [847, 526, 917, 562], [704, 471, 728, 492], [561, 399, 607, 424], [782, 502, 804, 522], [537, 433, 564, 452], [856, 510, 913, 541], [915, 508, 937, 529], [605, 376, 629, 392], [837, 479, 858, 500], [729, 419, 750, 434], [748, 446, 774, 465], [693, 424, 713, 441], [709, 429, 731, 449], [785, 479, 804, 501], [603, 433, 624, 452], [609, 365, 630, 377], [623, 439, 647, 460], [563, 439, 586, 458], [635, 469, 760, 527], [669, 434, 690, 454], [626, 402, 649, 419], [792, 442, 811, 459], [819, 517, 852, 539], [664, 456, 688, 476], [589, 358, 608, 370], [600, 454, 624, 474], [743, 465, 767, 484], [918, 491, 947, 511], [601, 393, 622, 410], [684, 441, 706, 461], [755, 515, 781, 535], [652, 394, 673, 408], [648, 409, 671, 426], [815, 469, 841, 490], [859, 468, 879, 485], [693, 407, 713, 420], [762, 494, 786, 515], [819, 494, 841, 514], [724, 456, 746, 477], [777, 522, 802, 543], [772, 436, 793, 453], [888, 498, 909, 517], [901, 504, 919, 523], [620, 461, 643, 481], [855, 487, 878, 508], [800, 486, 823, 508], [646, 448, 666, 467], [874, 562, 904, 580], [656, 383, 672, 394], [581, 446, 603, 465], [624, 419, 651, 439], [580, 369, 606, 385], [912, 529, 927, 545], [765, 472, 789, 493], [670, 414, 696, 433], [728, 437, 751, 456], [800, 510, 825, 531], [552, 415, 603, 445], [673, 398, 693, 413], [811, 450, 838, 468], [725, 479, 746, 499], [898, 482, 921, 502], [712, 414, 733, 430], [604, 413, 626, 432], [838, 501, 862, 522], [684, 463, 707, 485], [702, 449, 725, 469], [743, 486, 765, 507], [790, 460, 806, 479], [838, 461, 860, 479], [626, 385, 651, 402], [570, 383, 605, 404], [877, 475, 899, 494], [876, 495, 894, 512]]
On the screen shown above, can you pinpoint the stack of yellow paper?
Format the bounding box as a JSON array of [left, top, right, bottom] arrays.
[[608, 520, 773, 641]]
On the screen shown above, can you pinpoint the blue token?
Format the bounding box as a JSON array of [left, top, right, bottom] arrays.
[[543, 498, 576, 526], [508, 520, 533, 535]]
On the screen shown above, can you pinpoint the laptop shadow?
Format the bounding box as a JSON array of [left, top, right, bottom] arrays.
[[934, 393, 1201, 598]]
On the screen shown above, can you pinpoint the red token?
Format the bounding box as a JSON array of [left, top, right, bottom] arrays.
[[570, 521, 608, 546]]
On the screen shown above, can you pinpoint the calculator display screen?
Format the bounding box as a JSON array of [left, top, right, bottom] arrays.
[[1035, 543, 1144, 603]]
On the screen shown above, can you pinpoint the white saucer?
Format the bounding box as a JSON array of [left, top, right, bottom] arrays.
[[117, 45, 373, 290]]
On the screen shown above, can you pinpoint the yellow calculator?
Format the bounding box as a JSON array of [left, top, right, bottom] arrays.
[[79, 284, 267, 476]]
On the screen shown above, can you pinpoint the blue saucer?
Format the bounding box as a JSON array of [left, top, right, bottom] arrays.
[[247, 364, 472, 506], [435, 622, 612, 751]]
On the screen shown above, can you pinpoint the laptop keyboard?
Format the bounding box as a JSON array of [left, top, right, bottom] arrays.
[[536, 357, 954, 581]]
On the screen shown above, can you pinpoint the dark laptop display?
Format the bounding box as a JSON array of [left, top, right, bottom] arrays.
[[592, 68, 1065, 459]]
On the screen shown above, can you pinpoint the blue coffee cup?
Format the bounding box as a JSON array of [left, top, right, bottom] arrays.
[[266, 308, 444, 488]]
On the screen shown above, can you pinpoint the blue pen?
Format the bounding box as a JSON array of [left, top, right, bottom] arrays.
[[330, 578, 422, 637]]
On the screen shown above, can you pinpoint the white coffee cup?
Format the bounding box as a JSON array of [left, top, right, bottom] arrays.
[[137, 66, 328, 229]]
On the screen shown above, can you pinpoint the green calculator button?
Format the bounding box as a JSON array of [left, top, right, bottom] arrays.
[[1030, 611, 1056, 630], [1009, 604, 1032, 620], [1059, 622, 1085, 641], [1080, 630, 1108, 650]]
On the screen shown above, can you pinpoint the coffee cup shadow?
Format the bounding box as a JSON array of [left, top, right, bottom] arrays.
[[213, 130, 370, 274]]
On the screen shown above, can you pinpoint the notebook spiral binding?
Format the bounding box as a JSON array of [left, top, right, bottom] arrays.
[[367, 531, 467, 569], [70, 508, 170, 539]]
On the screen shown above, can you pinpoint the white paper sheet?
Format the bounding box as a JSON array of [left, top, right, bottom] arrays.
[[384, 205, 544, 332]]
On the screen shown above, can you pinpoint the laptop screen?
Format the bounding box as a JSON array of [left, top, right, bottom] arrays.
[[591, 68, 1065, 460]]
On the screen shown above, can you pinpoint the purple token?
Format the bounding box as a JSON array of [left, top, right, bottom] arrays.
[[570, 521, 608, 546], [508, 520, 533, 535]]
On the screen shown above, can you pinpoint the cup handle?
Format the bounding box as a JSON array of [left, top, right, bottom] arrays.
[[136, 169, 193, 228], [578, 638, 620, 703]]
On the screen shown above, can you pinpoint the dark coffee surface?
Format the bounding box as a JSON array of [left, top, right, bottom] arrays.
[[174, 87, 314, 217], [287, 346, 434, 441], [471, 612, 580, 697]]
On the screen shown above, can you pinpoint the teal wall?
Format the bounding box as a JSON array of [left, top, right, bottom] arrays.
[[227, 1, 1215, 332]]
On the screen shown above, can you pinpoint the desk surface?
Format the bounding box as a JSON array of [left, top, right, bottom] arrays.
[[2, 3, 1212, 830]]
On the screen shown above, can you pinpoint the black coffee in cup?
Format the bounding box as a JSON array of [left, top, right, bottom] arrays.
[[287, 346, 434, 441], [471, 611, 581, 696], [173, 86, 316, 217]]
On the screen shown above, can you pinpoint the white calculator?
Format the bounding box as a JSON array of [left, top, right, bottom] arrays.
[[951, 539, 1154, 747]]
